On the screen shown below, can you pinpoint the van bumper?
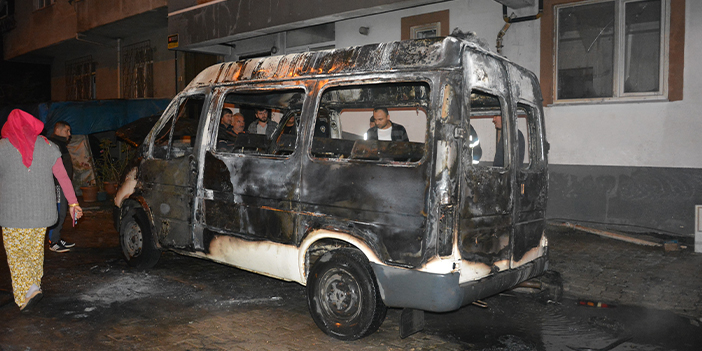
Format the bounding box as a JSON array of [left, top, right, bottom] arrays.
[[371, 255, 548, 312]]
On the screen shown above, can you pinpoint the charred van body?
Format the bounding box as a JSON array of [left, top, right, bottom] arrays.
[[114, 35, 549, 340]]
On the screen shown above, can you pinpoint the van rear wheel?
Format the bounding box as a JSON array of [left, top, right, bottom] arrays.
[[120, 208, 161, 269], [307, 248, 387, 340]]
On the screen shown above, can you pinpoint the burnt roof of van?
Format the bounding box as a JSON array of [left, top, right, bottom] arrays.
[[186, 36, 500, 88]]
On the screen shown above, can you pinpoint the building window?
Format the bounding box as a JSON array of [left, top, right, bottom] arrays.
[[0, 0, 15, 33], [34, 0, 54, 10], [541, 0, 684, 105], [555, 0, 667, 102], [65, 56, 96, 101], [122, 40, 154, 98]]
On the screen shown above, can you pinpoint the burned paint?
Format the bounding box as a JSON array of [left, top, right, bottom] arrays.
[[114, 36, 549, 326]]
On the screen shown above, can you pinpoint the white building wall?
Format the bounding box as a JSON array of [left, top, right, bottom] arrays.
[[336, 0, 702, 169]]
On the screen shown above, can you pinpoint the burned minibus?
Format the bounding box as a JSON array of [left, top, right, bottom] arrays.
[[114, 35, 549, 340]]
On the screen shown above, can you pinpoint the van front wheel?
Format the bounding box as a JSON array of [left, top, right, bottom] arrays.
[[120, 208, 161, 269], [307, 249, 387, 340]]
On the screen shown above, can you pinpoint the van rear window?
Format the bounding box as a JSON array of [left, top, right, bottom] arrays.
[[312, 82, 429, 164]]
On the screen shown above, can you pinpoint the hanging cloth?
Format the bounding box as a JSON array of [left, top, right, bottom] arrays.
[[1, 109, 45, 168]]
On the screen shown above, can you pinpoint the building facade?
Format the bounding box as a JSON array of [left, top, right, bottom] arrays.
[[2, 0, 183, 101], [5, 0, 700, 237], [167, 0, 699, 237]]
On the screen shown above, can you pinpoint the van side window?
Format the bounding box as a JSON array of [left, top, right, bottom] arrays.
[[311, 82, 428, 163], [516, 103, 534, 169], [214, 89, 304, 157], [468, 90, 508, 168], [153, 118, 173, 159], [153, 94, 205, 159]]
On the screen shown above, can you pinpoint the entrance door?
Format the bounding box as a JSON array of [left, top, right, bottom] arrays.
[[141, 92, 207, 248]]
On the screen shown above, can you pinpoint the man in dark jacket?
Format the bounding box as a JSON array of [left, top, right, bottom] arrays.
[[247, 108, 278, 139], [365, 107, 409, 142], [46, 121, 76, 252]]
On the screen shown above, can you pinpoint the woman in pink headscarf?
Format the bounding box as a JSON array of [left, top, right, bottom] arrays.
[[0, 109, 83, 311]]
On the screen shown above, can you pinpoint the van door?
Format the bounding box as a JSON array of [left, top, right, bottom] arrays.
[[458, 53, 515, 276], [511, 101, 548, 265], [141, 91, 208, 248], [201, 86, 307, 246], [300, 79, 431, 267], [502, 65, 549, 267]]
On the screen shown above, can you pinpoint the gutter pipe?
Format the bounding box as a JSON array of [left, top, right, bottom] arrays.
[[497, 0, 544, 55]]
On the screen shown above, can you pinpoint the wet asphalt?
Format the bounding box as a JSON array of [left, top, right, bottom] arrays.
[[0, 207, 700, 350]]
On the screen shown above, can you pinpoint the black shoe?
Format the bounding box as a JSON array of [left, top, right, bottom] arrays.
[[49, 242, 70, 253], [60, 239, 75, 248], [20, 290, 43, 312]]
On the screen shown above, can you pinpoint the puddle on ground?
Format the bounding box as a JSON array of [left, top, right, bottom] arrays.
[[425, 293, 701, 351]]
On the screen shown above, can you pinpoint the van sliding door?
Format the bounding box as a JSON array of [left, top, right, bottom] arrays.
[[202, 86, 307, 246]]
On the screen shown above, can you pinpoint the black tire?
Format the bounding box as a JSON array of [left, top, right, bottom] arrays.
[[119, 208, 161, 269], [307, 248, 387, 340]]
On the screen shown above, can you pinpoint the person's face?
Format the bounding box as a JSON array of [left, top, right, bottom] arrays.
[[232, 114, 245, 134], [373, 110, 390, 129], [221, 112, 233, 127], [492, 115, 502, 130], [255, 110, 268, 123], [369, 119, 376, 128], [285, 117, 295, 127], [55, 125, 71, 139]]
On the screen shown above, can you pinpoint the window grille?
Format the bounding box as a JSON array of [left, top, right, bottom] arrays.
[[65, 56, 96, 101], [122, 40, 154, 98], [34, 0, 54, 10]]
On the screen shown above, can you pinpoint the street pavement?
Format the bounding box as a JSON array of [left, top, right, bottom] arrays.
[[0, 201, 700, 350], [548, 224, 702, 321]]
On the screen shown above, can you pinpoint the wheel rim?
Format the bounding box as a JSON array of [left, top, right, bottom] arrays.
[[318, 267, 362, 323], [122, 219, 143, 258]]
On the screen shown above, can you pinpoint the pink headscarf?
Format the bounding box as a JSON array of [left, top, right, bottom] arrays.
[[1, 109, 45, 168]]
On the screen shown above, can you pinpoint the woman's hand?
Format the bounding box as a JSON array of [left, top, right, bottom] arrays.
[[69, 205, 83, 226]]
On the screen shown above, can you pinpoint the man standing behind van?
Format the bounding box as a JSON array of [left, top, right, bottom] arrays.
[[47, 121, 76, 252], [492, 115, 524, 167], [247, 108, 278, 139], [365, 107, 409, 142]]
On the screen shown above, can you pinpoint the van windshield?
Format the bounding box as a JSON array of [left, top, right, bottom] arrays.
[[311, 82, 429, 163]]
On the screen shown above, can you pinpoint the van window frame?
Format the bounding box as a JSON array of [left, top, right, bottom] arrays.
[[467, 87, 513, 170], [210, 84, 308, 160], [514, 100, 545, 172], [147, 89, 209, 160], [309, 76, 434, 168]]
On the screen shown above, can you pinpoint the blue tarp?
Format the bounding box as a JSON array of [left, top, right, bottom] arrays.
[[0, 99, 170, 135]]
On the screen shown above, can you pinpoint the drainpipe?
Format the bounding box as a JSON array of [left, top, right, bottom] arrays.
[[496, 0, 544, 55], [75, 33, 108, 47], [497, 13, 516, 55], [175, 51, 178, 95], [117, 38, 122, 99]]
